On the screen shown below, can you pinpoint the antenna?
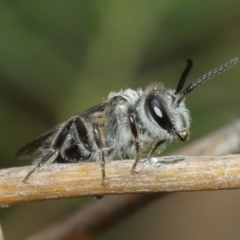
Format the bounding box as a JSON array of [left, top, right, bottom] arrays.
[[175, 58, 193, 95], [178, 57, 238, 103]]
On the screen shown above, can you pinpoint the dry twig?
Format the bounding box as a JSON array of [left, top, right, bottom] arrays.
[[1, 154, 240, 207]]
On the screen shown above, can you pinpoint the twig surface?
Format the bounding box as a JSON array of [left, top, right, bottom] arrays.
[[1, 154, 240, 206]]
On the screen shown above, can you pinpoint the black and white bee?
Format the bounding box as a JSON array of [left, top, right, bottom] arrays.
[[17, 57, 238, 184]]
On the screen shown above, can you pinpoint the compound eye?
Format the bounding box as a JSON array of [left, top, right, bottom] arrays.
[[148, 97, 173, 131]]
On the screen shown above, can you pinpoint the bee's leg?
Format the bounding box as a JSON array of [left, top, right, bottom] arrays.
[[23, 150, 58, 183], [73, 117, 93, 154], [92, 122, 106, 185], [23, 118, 75, 183], [128, 114, 142, 174], [147, 140, 166, 160]]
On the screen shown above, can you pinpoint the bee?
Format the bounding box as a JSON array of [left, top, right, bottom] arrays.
[[16, 57, 238, 184]]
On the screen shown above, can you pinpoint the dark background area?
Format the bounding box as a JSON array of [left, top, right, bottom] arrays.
[[1, 1, 240, 239]]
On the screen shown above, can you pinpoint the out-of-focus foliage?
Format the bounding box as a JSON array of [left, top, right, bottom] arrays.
[[0, 1, 240, 240]]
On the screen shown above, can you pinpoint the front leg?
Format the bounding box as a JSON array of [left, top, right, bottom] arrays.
[[128, 114, 142, 174], [147, 139, 166, 160]]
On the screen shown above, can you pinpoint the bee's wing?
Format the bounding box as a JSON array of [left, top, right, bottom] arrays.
[[16, 102, 110, 160], [80, 102, 110, 119], [16, 128, 57, 160]]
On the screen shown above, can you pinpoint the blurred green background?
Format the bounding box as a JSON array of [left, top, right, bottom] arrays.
[[1, 1, 240, 239]]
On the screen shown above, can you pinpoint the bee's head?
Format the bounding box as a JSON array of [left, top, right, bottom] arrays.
[[144, 57, 238, 141], [144, 91, 189, 142]]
